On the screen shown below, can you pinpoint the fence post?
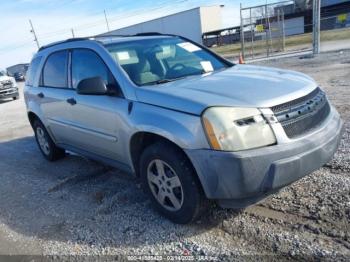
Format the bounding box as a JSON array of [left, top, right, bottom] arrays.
[[282, 9, 285, 52], [250, 7, 255, 58], [312, 0, 321, 54], [277, 9, 281, 51], [240, 3, 245, 59], [264, 5, 270, 57]]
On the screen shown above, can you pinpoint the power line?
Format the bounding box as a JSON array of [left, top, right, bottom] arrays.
[[0, 1, 179, 55], [76, 0, 190, 34], [0, 0, 209, 56], [38, 0, 189, 38], [34, 0, 180, 38]]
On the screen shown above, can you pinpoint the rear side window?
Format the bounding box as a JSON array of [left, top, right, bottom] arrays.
[[42, 50, 68, 88], [71, 49, 116, 90], [26, 56, 42, 86]]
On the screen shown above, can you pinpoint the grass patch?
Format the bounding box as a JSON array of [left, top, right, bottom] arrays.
[[210, 28, 350, 57]]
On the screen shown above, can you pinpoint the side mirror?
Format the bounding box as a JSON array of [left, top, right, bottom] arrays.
[[76, 77, 108, 95]]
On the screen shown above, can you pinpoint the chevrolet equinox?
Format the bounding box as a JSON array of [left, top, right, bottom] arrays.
[[24, 34, 344, 224]]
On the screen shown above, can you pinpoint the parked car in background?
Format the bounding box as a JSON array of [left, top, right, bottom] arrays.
[[24, 34, 343, 224], [0, 70, 19, 101], [14, 72, 25, 81]]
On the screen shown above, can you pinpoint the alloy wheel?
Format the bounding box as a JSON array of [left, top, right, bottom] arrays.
[[36, 127, 50, 155], [147, 159, 184, 211]]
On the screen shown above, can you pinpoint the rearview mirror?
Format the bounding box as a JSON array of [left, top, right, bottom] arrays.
[[76, 77, 107, 95]]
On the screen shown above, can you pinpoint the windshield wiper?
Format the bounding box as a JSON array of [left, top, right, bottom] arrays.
[[145, 77, 186, 86], [155, 78, 177, 84], [144, 70, 210, 86]]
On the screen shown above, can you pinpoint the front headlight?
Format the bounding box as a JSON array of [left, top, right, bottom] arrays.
[[202, 107, 276, 151]]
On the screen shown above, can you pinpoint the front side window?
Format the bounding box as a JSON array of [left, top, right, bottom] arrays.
[[42, 50, 68, 88], [26, 56, 42, 86], [105, 37, 229, 86], [71, 49, 117, 90]]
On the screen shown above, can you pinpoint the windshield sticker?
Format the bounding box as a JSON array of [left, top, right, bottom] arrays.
[[177, 42, 201, 52], [200, 61, 214, 73], [117, 51, 130, 61]]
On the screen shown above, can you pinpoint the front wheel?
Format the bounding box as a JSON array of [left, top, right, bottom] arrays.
[[140, 141, 207, 224], [33, 120, 65, 161]]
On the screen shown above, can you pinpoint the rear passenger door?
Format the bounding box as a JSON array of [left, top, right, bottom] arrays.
[[39, 50, 75, 145], [68, 48, 129, 161]]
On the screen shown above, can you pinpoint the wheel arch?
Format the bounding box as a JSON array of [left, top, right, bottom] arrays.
[[129, 132, 197, 179], [28, 111, 41, 128], [27, 110, 57, 144]]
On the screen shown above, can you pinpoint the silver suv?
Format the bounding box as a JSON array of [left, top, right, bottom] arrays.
[[24, 34, 343, 224]]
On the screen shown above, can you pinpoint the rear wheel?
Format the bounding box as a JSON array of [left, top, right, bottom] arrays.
[[13, 96, 18, 100], [33, 120, 65, 161], [140, 141, 207, 224]]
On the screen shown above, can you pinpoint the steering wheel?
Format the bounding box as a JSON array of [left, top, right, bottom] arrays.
[[169, 63, 186, 72], [167, 63, 187, 78]]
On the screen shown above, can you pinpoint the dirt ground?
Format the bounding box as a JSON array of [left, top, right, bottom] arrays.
[[0, 50, 349, 261]]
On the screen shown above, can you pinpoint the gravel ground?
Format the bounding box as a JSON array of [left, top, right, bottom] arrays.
[[0, 50, 349, 261]]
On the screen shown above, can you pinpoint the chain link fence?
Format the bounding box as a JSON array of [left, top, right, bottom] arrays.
[[320, 5, 350, 52], [238, 0, 350, 61], [240, 0, 313, 60]]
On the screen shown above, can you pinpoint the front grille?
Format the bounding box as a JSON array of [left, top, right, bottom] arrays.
[[0, 80, 13, 90], [271, 87, 331, 138]]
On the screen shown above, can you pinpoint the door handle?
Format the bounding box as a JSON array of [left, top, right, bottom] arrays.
[[66, 98, 77, 105], [37, 92, 44, 98]]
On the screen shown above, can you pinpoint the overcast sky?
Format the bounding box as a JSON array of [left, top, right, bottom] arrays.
[[0, 0, 271, 69]]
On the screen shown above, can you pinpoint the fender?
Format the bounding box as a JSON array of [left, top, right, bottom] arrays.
[[125, 102, 210, 172]]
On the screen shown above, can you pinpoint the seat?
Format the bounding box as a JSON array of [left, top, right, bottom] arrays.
[[122, 57, 160, 85]]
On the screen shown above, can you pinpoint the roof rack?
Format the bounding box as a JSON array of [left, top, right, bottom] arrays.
[[133, 32, 165, 36], [94, 32, 170, 38], [38, 32, 177, 52], [38, 37, 91, 51], [93, 34, 129, 38]]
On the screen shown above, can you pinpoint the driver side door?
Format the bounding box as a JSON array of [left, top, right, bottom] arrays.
[[67, 48, 129, 162]]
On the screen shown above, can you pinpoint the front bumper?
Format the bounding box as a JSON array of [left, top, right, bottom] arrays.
[[0, 87, 19, 99], [185, 106, 344, 208]]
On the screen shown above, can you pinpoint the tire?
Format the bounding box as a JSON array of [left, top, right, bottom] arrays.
[[13, 96, 18, 100], [33, 120, 65, 161], [140, 141, 207, 224]]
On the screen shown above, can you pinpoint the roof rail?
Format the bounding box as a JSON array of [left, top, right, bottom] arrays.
[[94, 32, 169, 38], [38, 32, 178, 52], [133, 32, 165, 36], [38, 37, 90, 51], [93, 34, 129, 38]]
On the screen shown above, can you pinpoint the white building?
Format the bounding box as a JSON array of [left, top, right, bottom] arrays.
[[100, 6, 223, 44]]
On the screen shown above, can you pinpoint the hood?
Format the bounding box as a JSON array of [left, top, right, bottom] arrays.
[[135, 64, 318, 115], [0, 75, 16, 86], [0, 75, 13, 82]]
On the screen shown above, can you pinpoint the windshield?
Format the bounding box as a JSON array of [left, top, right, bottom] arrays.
[[105, 37, 229, 86]]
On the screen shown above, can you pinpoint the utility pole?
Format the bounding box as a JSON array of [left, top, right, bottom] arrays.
[[29, 19, 40, 49], [104, 10, 110, 32], [312, 0, 321, 55], [71, 28, 75, 38]]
